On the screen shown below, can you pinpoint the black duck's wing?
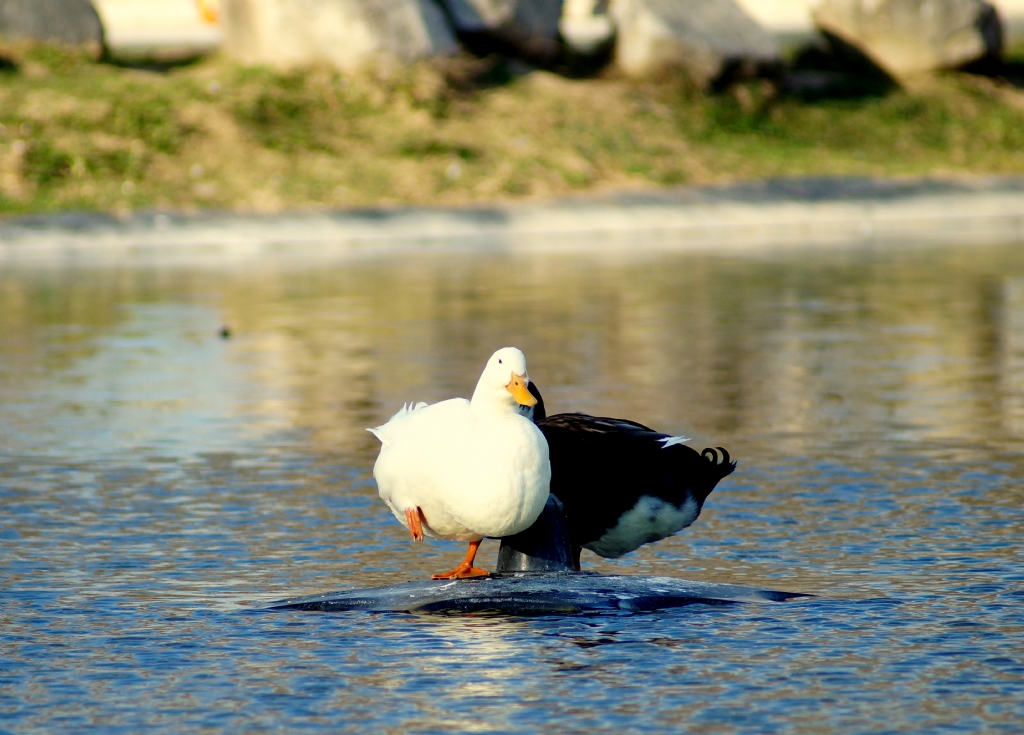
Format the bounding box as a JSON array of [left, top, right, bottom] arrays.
[[537, 413, 736, 549]]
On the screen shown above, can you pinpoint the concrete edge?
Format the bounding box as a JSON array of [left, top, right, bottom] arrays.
[[2, 176, 1024, 265]]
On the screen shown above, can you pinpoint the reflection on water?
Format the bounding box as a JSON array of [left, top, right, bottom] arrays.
[[2, 241, 1023, 733]]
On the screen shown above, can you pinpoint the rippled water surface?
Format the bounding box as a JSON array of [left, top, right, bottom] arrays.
[[2, 240, 1024, 733]]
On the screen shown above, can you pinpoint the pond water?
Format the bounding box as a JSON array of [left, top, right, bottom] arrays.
[[2, 239, 1023, 733]]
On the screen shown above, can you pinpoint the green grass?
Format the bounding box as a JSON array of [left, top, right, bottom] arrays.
[[1, 41, 1024, 216]]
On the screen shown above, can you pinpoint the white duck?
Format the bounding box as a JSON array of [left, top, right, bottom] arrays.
[[369, 347, 551, 579]]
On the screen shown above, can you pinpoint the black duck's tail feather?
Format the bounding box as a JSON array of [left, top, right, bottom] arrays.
[[701, 447, 738, 481]]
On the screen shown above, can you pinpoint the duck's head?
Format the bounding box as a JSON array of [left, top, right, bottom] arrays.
[[471, 347, 538, 412]]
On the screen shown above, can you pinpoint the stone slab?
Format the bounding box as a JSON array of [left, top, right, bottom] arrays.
[[0, 0, 104, 50], [221, 0, 457, 70], [612, 0, 781, 86], [93, 0, 221, 60], [813, 0, 1003, 77]]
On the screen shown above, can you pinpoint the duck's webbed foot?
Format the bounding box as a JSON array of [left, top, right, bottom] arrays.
[[431, 540, 489, 579], [406, 507, 426, 542], [430, 563, 489, 580]]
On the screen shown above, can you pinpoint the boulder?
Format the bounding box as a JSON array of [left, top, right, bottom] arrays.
[[439, 0, 564, 62], [812, 0, 1003, 77], [560, 0, 614, 56], [611, 0, 782, 88], [0, 0, 104, 51], [220, 0, 458, 70]]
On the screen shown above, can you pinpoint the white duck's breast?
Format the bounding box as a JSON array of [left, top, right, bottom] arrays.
[[441, 416, 550, 537], [372, 402, 550, 541], [585, 496, 699, 558]]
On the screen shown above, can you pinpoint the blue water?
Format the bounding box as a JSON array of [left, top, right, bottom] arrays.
[[2, 243, 1023, 733]]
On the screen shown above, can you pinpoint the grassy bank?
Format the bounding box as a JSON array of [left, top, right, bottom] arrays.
[[1, 42, 1024, 216]]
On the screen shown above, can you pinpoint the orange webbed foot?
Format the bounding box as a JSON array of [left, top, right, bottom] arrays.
[[405, 507, 425, 542], [431, 540, 488, 579], [430, 565, 489, 581], [431, 564, 489, 580]]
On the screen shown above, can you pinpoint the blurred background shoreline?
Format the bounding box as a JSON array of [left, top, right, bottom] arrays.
[[4, 175, 1024, 264], [2, 0, 1024, 222]]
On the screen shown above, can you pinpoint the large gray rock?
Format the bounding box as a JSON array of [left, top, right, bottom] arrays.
[[439, 0, 564, 61], [221, 0, 458, 70], [0, 0, 104, 50], [560, 0, 614, 56], [813, 0, 1003, 77], [612, 0, 782, 87]]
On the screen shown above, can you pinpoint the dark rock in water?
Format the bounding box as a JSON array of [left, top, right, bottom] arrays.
[[496, 495, 574, 572], [0, 0, 105, 52], [264, 573, 811, 615]]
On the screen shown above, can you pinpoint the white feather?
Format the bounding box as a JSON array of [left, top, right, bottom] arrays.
[[585, 496, 699, 558], [659, 435, 690, 448], [366, 402, 428, 446]]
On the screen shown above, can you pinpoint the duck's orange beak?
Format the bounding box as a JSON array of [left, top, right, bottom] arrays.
[[506, 373, 537, 406]]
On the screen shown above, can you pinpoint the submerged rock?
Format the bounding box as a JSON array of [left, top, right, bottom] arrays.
[[0, 0, 104, 53], [220, 0, 458, 70], [611, 0, 781, 88], [439, 0, 564, 62], [266, 573, 810, 614], [812, 0, 1003, 77]]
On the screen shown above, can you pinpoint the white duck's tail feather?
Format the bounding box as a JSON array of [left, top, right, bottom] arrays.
[[367, 401, 428, 446]]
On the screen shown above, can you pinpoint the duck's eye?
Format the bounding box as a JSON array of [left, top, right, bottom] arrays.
[[498, 359, 502, 364]]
